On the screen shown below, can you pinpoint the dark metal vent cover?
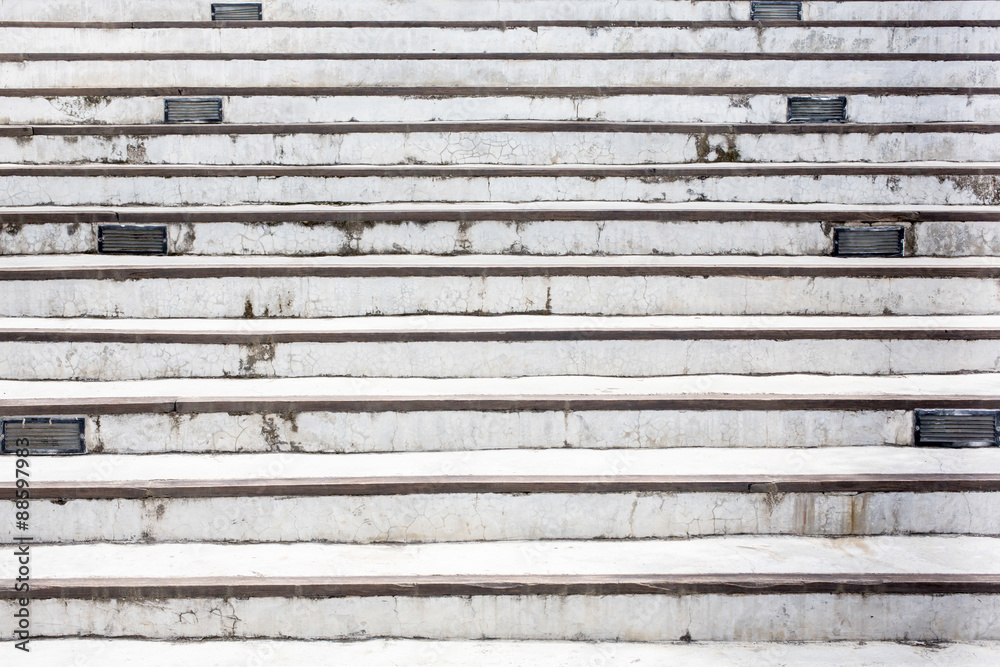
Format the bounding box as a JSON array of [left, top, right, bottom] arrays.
[[165, 97, 223, 124], [211, 3, 262, 20], [751, 1, 802, 20], [915, 410, 999, 448], [787, 96, 848, 123], [98, 225, 168, 255], [2, 418, 86, 455], [833, 226, 904, 257]]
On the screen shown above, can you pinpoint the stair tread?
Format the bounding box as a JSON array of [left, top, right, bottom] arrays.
[[6, 314, 1000, 338], [12, 639, 1000, 667], [6, 536, 1000, 581], [6, 447, 1000, 487]]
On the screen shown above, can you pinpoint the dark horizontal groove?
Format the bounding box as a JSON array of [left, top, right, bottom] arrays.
[[6, 474, 1000, 500], [2, 395, 998, 416], [12, 121, 1000, 137], [5, 206, 1000, 224], [2, 164, 997, 178], [10, 573, 1000, 600], [5, 263, 1000, 281], [3, 52, 995, 61], [3, 328, 998, 344], [2, 20, 997, 28], [5, 86, 998, 97]]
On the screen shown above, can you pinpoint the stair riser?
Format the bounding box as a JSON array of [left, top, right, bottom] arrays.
[[4, 340, 998, 380], [5, 276, 996, 317], [73, 410, 917, 453], [5, 220, 998, 257], [7, 492, 997, 543], [4, 174, 999, 206], [4, 60, 993, 89], [5, 95, 998, 125], [5, 594, 998, 641], [5, 27, 996, 55], [8, 132, 997, 165], [1, 0, 991, 22]]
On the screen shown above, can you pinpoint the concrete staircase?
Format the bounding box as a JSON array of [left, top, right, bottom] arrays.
[[1, 1, 999, 663]]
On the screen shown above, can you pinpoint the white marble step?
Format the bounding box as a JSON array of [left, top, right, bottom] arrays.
[[3, 58, 993, 90], [1, 536, 998, 641], [8, 124, 1000, 165], [4, 25, 997, 55], [4, 203, 997, 257], [2, 373, 996, 453], [0, 0, 991, 22], [1, 162, 996, 206], [2, 255, 997, 317], [3, 448, 998, 543], [4, 315, 1000, 380], [9, 639, 1000, 667], [5, 94, 997, 125]]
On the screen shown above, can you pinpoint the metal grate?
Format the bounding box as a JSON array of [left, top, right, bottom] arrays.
[[165, 97, 223, 124], [751, 1, 802, 20], [833, 226, 904, 257], [211, 3, 263, 20], [98, 225, 168, 255], [787, 96, 848, 123], [2, 418, 87, 455], [915, 410, 999, 448]]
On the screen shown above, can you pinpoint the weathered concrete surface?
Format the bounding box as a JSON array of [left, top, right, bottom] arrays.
[[0, 0, 992, 22], [3, 26, 998, 55], [6, 130, 998, 165], [3, 59, 996, 89], [5, 95, 1000, 125], [4, 273, 997, 316], [4, 170, 1000, 206], [4, 337, 1000, 379], [85, 409, 913, 454], [10, 491, 1000, 543]]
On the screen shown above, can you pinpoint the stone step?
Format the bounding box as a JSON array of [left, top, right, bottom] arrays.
[[6, 122, 999, 165], [0, 0, 991, 22], [1, 536, 998, 641], [2, 255, 997, 317], [3, 203, 999, 257], [1, 162, 998, 206], [3, 315, 999, 380], [11, 639, 1000, 666], [3, 448, 999, 543], [5, 93, 998, 125], [4, 25, 998, 55], [2, 56, 992, 90], [2, 373, 996, 452]]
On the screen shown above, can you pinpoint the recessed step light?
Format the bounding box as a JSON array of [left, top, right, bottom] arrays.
[[787, 96, 848, 123], [915, 410, 1000, 448], [211, 3, 262, 20], [751, 1, 802, 20], [1, 418, 86, 455], [97, 225, 168, 255], [833, 226, 904, 257], [164, 98, 223, 124]]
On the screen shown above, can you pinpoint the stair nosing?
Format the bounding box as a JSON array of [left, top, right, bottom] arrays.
[[8, 121, 1000, 136], [8, 474, 1000, 500]]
